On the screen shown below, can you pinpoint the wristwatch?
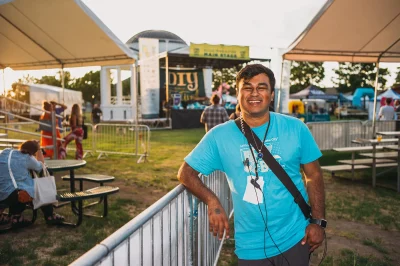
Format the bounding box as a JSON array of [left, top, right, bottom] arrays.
[[309, 218, 327, 229]]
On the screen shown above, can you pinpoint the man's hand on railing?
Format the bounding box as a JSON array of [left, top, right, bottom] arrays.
[[207, 200, 230, 240]]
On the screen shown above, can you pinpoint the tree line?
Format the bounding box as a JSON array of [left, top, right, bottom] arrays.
[[290, 62, 399, 94], [6, 63, 400, 103]]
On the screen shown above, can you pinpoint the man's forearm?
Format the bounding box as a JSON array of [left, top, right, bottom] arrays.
[[306, 172, 325, 219], [303, 161, 325, 219], [177, 162, 220, 205]]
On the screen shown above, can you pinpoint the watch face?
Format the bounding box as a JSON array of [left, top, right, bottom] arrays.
[[321, 220, 327, 228]]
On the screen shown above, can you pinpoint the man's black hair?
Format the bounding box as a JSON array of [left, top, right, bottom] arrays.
[[236, 64, 276, 93], [386, 97, 392, 105]]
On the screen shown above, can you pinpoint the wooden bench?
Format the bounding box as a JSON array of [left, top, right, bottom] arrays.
[[337, 159, 395, 165], [359, 152, 398, 159], [322, 163, 398, 176], [321, 165, 371, 176], [56, 186, 119, 227], [333, 146, 384, 152]]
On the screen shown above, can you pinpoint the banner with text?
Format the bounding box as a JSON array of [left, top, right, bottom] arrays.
[[139, 38, 160, 118], [189, 43, 249, 60], [160, 68, 205, 103]]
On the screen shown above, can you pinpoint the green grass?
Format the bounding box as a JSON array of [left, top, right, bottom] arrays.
[[0, 127, 206, 265], [362, 238, 389, 254], [1, 125, 400, 265]]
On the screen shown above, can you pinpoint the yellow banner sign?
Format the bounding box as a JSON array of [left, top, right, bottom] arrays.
[[189, 43, 250, 60]]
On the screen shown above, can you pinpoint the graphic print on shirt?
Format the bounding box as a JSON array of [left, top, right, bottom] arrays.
[[240, 137, 283, 205]]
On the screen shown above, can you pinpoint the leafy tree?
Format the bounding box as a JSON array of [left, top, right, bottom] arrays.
[[332, 63, 390, 93], [290, 61, 325, 93], [213, 66, 241, 94], [9, 75, 36, 102], [393, 67, 400, 87], [70, 70, 101, 103], [35, 71, 73, 88]]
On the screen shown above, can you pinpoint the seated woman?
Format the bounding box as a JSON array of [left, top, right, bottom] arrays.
[[0, 140, 64, 229], [60, 104, 84, 160], [40, 101, 62, 159]]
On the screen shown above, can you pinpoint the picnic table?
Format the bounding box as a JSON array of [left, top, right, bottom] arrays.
[[45, 159, 86, 226], [332, 146, 385, 179], [377, 131, 400, 192], [45, 159, 119, 226], [352, 137, 399, 192]]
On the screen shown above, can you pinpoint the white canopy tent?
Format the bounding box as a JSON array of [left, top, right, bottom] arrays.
[[377, 89, 400, 101], [0, 0, 138, 117], [0, 0, 136, 70], [282, 0, 400, 135]]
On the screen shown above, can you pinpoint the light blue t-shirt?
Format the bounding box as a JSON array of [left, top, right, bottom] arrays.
[[185, 112, 322, 260], [0, 148, 43, 201]]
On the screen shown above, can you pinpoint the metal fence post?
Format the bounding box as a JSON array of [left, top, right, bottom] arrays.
[[51, 110, 58, 159]]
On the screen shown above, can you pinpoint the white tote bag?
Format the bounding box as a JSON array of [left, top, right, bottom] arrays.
[[32, 164, 58, 209]]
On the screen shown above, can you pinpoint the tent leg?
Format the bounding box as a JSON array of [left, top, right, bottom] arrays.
[[61, 66, 65, 103], [372, 61, 380, 137], [276, 59, 284, 113]]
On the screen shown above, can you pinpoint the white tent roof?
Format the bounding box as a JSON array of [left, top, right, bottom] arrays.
[[0, 0, 136, 70], [377, 89, 400, 100], [283, 0, 400, 63]]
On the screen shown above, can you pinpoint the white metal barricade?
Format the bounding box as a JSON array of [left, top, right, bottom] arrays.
[[71, 171, 233, 266], [91, 123, 150, 162]]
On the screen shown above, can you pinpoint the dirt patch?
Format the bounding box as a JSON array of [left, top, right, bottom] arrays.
[[309, 219, 400, 265]]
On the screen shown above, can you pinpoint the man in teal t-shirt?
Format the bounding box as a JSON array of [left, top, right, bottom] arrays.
[[178, 64, 326, 265]]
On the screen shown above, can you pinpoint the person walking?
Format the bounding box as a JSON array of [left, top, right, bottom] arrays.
[[177, 64, 325, 265], [60, 104, 84, 160], [200, 94, 229, 132]]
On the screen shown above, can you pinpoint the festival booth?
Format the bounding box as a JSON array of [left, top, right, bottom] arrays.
[[290, 85, 338, 102], [289, 85, 333, 122], [377, 89, 400, 106]]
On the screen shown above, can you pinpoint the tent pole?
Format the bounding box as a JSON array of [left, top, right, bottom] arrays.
[[61, 66, 65, 103], [372, 61, 380, 137], [1, 69, 5, 96], [276, 59, 284, 113]]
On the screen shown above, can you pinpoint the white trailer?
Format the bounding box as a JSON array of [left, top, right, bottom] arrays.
[[19, 84, 83, 116]]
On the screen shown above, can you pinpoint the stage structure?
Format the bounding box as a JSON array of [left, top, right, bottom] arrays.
[[100, 30, 270, 124]]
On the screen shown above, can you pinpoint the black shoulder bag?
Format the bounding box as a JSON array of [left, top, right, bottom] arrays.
[[235, 118, 311, 219]]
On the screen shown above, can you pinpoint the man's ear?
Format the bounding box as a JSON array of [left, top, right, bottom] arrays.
[[271, 91, 275, 99]]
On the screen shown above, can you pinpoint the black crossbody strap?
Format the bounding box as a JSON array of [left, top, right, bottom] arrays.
[[235, 118, 311, 219]]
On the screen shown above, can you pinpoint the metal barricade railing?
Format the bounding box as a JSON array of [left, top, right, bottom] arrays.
[[91, 123, 150, 162], [1, 97, 62, 158], [71, 171, 233, 266], [307, 120, 398, 150]]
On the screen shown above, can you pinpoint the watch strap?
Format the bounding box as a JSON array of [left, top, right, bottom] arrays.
[[309, 218, 327, 228]]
